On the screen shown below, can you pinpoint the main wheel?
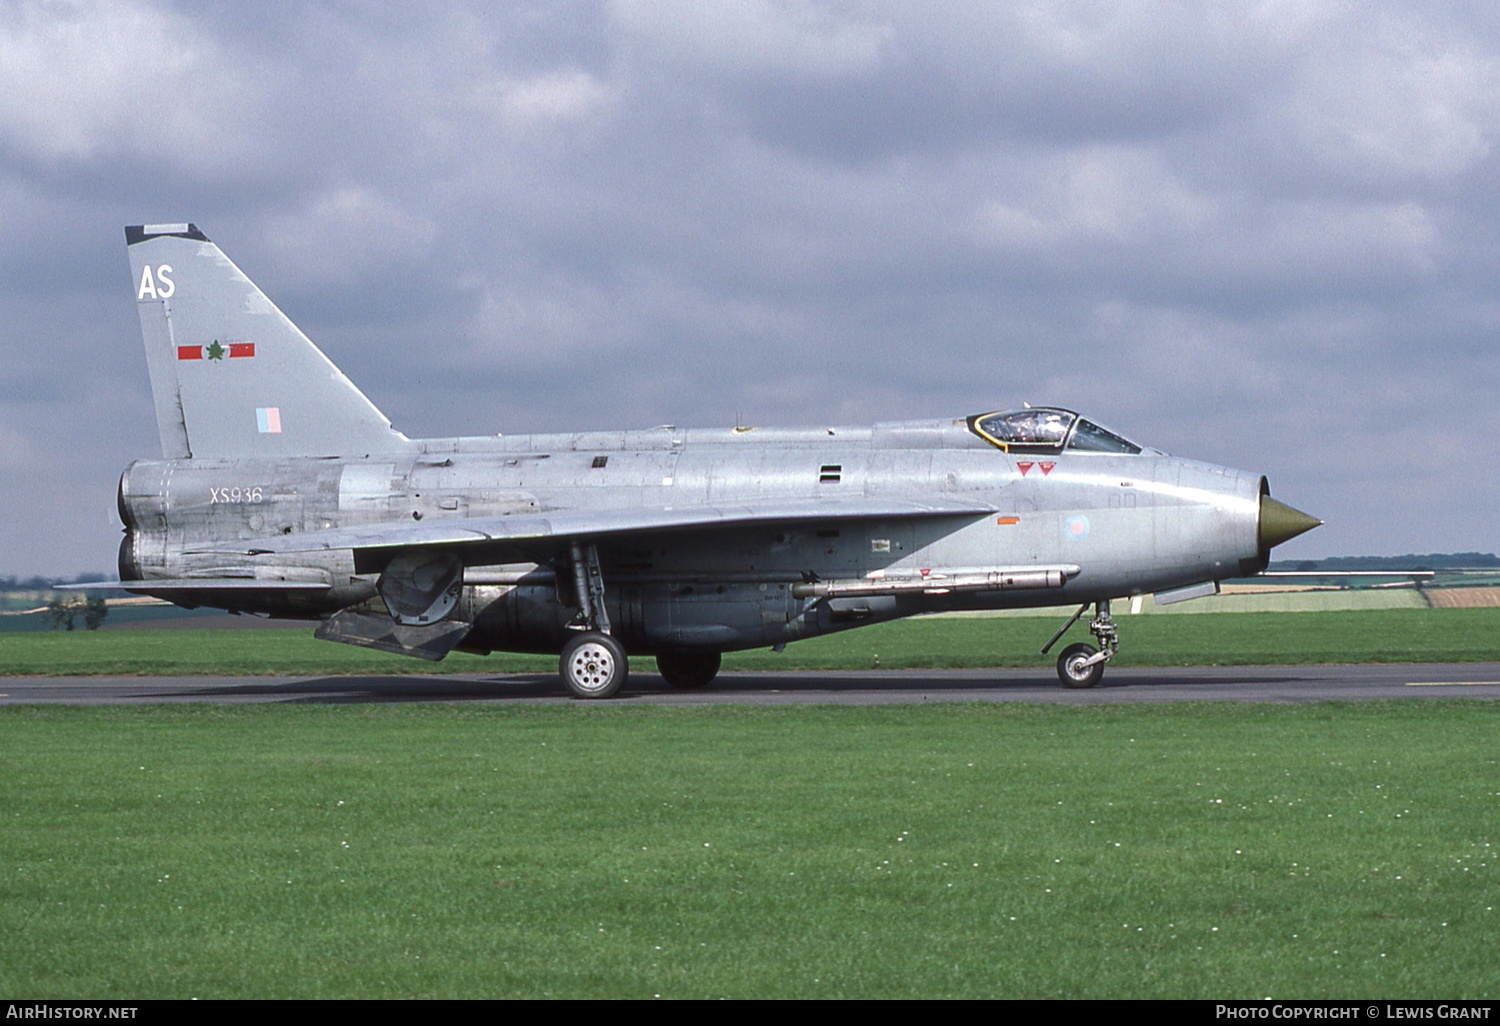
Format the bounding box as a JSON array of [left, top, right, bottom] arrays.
[[656, 651, 722, 689], [1056, 642, 1104, 689], [560, 632, 628, 699]]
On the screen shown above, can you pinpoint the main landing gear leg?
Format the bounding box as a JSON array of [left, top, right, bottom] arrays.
[[560, 541, 628, 700], [1041, 600, 1119, 689]]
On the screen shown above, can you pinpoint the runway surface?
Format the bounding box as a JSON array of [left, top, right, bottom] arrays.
[[3, 663, 1500, 706]]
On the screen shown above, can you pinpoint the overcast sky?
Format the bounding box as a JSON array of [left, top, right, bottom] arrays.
[[2, 1, 1496, 577]]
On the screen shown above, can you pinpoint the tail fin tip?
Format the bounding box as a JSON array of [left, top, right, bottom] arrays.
[[126, 224, 209, 246]]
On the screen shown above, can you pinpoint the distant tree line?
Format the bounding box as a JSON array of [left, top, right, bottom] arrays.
[[1268, 553, 1500, 572], [0, 573, 113, 591], [0, 574, 117, 629], [42, 596, 109, 631]]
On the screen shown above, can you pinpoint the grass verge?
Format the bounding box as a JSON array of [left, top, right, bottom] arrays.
[[1, 701, 1495, 998], [1, 608, 1497, 676]]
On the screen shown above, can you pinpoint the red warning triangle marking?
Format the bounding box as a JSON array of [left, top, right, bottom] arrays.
[[1039, 461, 1056, 475], [1016, 461, 1033, 475]]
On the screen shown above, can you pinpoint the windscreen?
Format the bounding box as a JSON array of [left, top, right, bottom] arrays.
[[1067, 419, 1142, 454]]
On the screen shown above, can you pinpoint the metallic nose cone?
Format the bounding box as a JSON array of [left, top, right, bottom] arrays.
[[1259, 495, 1322, 550]]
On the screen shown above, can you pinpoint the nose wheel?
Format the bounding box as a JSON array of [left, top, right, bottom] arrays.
[[1042, 600, 1119, 689], [1056, 643, 1105, 688]]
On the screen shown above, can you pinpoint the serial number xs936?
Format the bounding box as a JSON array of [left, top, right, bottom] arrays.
[[209, 486, 265, 504]]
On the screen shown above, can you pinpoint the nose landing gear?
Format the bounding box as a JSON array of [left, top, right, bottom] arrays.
[[1042, 600, 1119, 689]]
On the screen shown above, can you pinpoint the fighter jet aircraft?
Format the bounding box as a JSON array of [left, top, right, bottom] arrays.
[[100, 223, 1319, 697]]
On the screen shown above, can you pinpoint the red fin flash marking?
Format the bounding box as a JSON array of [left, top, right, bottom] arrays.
[[178, 342, 254, 360]]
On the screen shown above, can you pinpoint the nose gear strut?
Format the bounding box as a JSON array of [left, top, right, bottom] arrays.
[[1041, 599, 1119, 688]]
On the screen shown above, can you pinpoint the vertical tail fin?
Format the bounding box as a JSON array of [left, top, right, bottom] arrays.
[[125, 224, 412, 458]]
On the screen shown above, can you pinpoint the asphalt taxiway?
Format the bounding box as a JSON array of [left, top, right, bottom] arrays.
[[2, 663, 1499, 706]]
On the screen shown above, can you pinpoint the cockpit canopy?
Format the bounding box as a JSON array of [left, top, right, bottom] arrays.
[[968, 408, 1143, 455]]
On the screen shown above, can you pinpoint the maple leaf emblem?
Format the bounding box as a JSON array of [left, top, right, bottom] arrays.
[[205, 340, 226, 361]]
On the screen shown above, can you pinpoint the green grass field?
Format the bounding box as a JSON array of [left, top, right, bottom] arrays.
[[1, 607, 1497, 676], [2, 701, 1496, 998], [4, 607, 1496, 996]]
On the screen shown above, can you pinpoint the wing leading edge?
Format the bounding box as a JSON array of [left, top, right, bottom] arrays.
[[230, 494, 1002, 558]]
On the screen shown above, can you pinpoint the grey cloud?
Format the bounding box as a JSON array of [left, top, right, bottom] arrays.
[[1, 1, 1497, 575]]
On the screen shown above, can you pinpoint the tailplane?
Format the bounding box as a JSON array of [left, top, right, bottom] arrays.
[[126, 224, 412, 458]]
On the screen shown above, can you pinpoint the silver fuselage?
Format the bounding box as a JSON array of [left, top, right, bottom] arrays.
[[118, 418, 1265, 655]]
